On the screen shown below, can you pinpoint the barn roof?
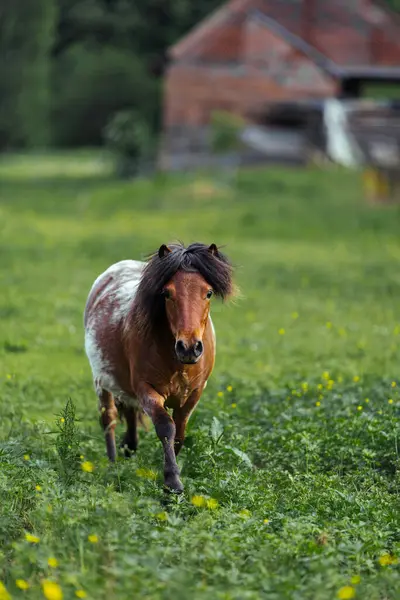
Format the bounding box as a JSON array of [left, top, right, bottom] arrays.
[[253, 11, 400, 82], [169, 0, 400, 69], [169, 0, 256, 60]]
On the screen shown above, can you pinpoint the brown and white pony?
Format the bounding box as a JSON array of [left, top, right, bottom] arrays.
[[84, 243, 234, 492]]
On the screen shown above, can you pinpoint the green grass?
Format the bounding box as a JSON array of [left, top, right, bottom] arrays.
[[1, 153, 400, 599]]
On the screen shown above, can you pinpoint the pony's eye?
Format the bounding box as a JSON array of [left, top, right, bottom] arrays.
[[206, 289, 213, 299], [162, 289, 170, 299]]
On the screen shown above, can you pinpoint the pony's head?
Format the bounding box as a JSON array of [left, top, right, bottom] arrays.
[[134, 242, 234, 364]]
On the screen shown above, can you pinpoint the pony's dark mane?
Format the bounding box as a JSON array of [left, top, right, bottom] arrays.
[[132, 242, 233, 336]]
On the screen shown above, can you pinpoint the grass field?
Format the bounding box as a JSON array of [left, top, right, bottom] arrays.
[[1, 152, 400, 600]]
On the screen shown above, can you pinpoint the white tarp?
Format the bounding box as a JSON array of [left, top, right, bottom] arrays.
[[240, 125, 306, 158], [323, 99, 364, 168]]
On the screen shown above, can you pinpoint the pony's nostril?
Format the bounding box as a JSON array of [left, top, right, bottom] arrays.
[[194, 341, 203, 357], [175, 340, 186, 354]]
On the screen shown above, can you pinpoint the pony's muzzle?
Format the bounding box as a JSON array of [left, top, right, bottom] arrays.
[[175, 339, 203, 364]]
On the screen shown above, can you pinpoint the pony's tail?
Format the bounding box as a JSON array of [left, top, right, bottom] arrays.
[[117, 405, 150, 431], [137, 409, 150, 431]]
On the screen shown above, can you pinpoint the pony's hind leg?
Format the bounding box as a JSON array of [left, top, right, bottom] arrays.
[[120, 405, 138, 457], [98, 388, 118, 462]]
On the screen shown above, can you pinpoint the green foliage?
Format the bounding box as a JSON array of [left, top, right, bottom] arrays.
[[0, 0, 225, 150], [103, 110, 153, 178], [52, 44, 159, 147], [54, 0, 223, 70], [55, 399, 81, 486], [386, 0, 400, 11], [363, 83, 400, 100], [210, 110, 244, 155], [1, 153, 400, 597], [0, 0, 56, 149]]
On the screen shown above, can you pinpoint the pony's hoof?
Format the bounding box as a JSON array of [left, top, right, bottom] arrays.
[[120, 436, 137, 458], [120, 444, 136, 458], [164, 475, 184, 494]]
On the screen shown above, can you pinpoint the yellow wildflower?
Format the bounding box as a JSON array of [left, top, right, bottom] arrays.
[[317, 383, 323, 391], [316, 401, 321, 407], [16, 579, 30, 590], [378, 553, 397, 566], [338, 375, 343, 383], [42, 580, 63, 600], [136, 468, 157, 480], [36, 485, 42, 492], [357, 406, 363, 411], [337, 586, 355, 599], [23, 454, 30, 461], [25, 533, 40, 544], [75, 592, 87, 599], [80, 455, 84, 460], [353, 376, 360, 383], [388, 399, 394, 404], [301, 382, 308, 392], [231, 403, 237, 409], [391, 381, 397, 388], [291, 312, 299, 319], [88, 534, 98, 544], [351, 576, 361, 585], [365, 398, 370, 403], [263, 519, 270, 524], [191, 495, 206, 508], [155, 511, 168, 521], [238, 509, 251, 519], [6, 374, 12, 380], [322, 371, 329, 381], [278, 328, 285, 335], [327, 379, 334, 390], [326, 321, 332, 328], [81, 461, 94, 473], [60, 418, 65, 424], [217, 391, 224, 398], [226, 385, 233, 392], [206, 498, 219, 510], [48, 557, 58, 568], [0, 582, 11, 600]]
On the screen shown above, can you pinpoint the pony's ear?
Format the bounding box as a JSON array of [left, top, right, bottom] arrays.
[[158, 244, 172, 259], [208, 243, 219, 256]]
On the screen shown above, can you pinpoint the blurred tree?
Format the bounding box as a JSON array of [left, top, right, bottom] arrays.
[[0, 0, 56, 149], [50, 0, 222, 146], [386, 0, 400, 11], [53, 0, 222, 75], [52, 44, 159, 146], [0, 0, 225, 149]]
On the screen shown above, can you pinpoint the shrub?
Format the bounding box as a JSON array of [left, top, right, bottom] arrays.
[[103, 109, 153, 178], [210, 110, 245, 155]]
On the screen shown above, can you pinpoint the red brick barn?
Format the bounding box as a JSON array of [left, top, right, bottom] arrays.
[[160, 0, 400, 169]]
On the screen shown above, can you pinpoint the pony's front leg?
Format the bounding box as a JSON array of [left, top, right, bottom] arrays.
[[139, 383, 183, 493], [173, 388, 202, 456]]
